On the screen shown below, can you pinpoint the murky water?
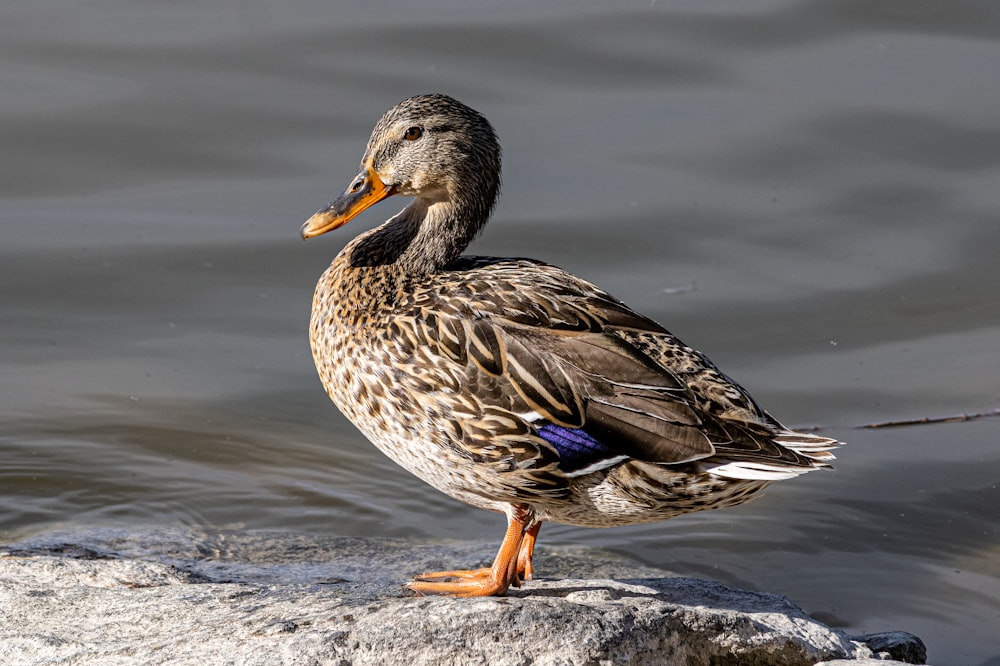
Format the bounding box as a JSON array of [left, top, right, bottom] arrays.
[[2, 2, 999, 663]]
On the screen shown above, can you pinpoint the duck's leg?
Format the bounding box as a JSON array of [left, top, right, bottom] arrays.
[[408, 505, 534, 597], [515, 521, 541, 581]]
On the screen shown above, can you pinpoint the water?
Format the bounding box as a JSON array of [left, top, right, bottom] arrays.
[[3, 1, 1000, 663]]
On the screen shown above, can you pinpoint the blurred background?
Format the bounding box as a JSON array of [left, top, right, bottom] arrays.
[[2, 1, 999, 663]]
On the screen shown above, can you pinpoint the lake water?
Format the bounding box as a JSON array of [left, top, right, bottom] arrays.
[[2, 2, 999, 663]]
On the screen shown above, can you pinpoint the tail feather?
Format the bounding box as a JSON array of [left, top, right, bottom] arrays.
[[707, 430, 841, 481], [774, 430, 841, 462]]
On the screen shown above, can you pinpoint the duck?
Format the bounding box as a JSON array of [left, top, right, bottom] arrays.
[[301, 94, 838, 597]]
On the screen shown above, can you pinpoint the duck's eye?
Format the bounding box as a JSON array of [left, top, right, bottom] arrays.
[[404, 126, 423, 141]]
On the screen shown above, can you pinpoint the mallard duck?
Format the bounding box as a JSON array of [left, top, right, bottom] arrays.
[[301, 94, 838, 597]]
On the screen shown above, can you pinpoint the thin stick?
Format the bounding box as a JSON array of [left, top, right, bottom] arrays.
[[795, 409, 1000, 433], [858, 409, 1000, 429]]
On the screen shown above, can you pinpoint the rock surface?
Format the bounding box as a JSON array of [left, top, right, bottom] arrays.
[[0, 527, 926, 665]]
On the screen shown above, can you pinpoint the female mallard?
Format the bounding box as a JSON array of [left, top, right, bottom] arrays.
[[301, 94, 838, 597]]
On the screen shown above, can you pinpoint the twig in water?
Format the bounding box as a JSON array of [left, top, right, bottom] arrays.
[[858, 409, 1000, 429], [795, 408, 1000, 433]]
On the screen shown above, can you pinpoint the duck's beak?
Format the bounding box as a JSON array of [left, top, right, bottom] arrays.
[[301, 167, 397, 240]]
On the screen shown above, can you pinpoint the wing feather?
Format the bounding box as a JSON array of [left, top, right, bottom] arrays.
[[406, 257, 835, 478]]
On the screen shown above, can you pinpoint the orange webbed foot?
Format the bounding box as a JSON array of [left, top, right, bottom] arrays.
[[405, 508, 540, 598], [408, 567, 514, 597]]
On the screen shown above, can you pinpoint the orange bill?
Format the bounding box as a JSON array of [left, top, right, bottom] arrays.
[[300, 167, 397, 239]]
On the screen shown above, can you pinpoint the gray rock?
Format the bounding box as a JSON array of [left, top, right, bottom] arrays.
[[852, 632, 927, 664], [0, 527, 925, 666], [816, 661, 918, 666]]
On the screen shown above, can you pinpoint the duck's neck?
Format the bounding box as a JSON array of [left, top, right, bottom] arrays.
[[347, 196, 491, 276]]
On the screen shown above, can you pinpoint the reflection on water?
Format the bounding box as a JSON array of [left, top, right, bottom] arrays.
[[2, 2, 1000, 664]]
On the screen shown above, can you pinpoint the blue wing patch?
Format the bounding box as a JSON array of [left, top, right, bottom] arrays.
[[537, 423, 629, 477]]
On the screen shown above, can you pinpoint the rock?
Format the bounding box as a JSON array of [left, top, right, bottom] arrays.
[[816, 662, 918, 666], [0, 527, 925, 666], [853, 632, 928, 664]]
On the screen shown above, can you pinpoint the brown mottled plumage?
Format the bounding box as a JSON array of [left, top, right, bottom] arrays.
[[301, 94, 838, 597]]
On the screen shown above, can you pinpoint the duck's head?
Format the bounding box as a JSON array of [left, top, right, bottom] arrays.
[[301, 94, 502, 240]]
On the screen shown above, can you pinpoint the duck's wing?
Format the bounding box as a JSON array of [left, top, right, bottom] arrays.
[[404, 257, 835, 484]]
